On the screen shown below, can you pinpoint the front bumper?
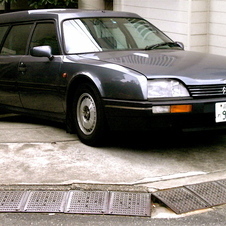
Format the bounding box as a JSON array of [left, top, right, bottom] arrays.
[[103, 97, 226, 131]]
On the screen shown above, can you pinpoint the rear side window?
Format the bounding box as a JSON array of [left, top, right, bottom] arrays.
[[30, 23, 60, 55], [0, 24, 32, 55], [0, 26, 8, 46]]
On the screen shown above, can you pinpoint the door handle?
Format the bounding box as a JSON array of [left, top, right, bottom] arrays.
[[18, 62, 27, 73]]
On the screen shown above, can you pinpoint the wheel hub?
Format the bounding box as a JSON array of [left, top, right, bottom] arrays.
[[77, 93, 97, 135], [83, 106, 90, 120]]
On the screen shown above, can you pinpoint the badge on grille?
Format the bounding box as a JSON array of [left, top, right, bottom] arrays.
[[223, 87, 226, 94]]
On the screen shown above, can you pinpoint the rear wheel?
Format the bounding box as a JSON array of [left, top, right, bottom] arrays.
[[72, 83, 106, 146]]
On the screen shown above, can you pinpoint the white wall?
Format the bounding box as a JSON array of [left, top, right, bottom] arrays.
[[209, 0, 226, 56], [78, 0, 105, 9], [188, 0, 209, 52]]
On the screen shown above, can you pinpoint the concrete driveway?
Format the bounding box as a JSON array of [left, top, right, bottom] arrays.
[[1, 113, 226, 191]]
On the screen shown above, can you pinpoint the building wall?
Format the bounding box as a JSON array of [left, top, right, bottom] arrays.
[[187, 0, 209, 53], [78, 0, 105, 9], [209, 0, 226, 56]]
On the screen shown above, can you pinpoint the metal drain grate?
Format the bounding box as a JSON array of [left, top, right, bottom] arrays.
[[109, 192, 151, 216], [2, 179, 226, 216], [186, 181, 226, 206], [23, 191, 67, 212], [65, 191, 109, 214], [217, 179, 226, 187], [0, 191, 27, 212], [152, 187, 210, 214]]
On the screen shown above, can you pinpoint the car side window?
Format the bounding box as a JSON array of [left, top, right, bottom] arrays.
[[0, 26, 8, 47], [0, 24, 32, 55], [30, 23, 60, 55]]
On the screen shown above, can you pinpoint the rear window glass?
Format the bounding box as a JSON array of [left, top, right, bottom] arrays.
[[0, 26, 8, 46], [0, 24, 32, 55]]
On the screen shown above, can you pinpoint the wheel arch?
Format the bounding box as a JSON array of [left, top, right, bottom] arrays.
[[65, 74, 103, 133]]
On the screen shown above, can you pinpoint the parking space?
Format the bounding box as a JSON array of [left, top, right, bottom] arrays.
[[1, 113, 226, 191]]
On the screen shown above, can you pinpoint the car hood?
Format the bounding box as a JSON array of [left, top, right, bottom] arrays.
[[79, 50, 226, 85]]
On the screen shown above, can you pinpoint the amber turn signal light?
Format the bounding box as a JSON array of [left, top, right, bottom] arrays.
[[62, 72, 67, 78], [170, 105, 192, 113]]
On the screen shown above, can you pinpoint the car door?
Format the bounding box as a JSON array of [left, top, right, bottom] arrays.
[[18, 22, 66, 115], [0, 24, 33, 108]]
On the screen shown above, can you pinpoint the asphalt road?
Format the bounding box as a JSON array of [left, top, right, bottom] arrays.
[[1, 113, 226, 224]]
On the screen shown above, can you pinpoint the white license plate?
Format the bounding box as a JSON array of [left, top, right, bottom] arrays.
[[215, 102, 226, 123]]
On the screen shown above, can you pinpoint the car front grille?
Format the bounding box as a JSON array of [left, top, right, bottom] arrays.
[[188, 84, 226, 98]]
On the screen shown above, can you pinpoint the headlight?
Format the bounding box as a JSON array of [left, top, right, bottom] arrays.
[[147, 79, 190, 98], [147, 79, 192, 114]]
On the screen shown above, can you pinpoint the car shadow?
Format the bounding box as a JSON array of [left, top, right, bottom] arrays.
[[105, 129, 226, 150], [1, 113, 225, 150], [0, 113, 65, 129]]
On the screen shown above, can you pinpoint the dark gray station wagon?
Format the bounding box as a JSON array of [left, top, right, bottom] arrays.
[[1, 9, 226, 145]]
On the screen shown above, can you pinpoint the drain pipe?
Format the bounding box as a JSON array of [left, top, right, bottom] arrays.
[[78, 0, 105, 10]]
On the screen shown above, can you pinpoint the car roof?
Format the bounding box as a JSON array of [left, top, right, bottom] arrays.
[[0, 9, 141, 24]]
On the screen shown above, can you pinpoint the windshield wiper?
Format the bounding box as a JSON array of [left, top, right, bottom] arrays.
[[145, 42, 181, 50]]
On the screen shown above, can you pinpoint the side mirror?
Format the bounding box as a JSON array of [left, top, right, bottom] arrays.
[[30, 45, 54, 60], [175, 41, 184, 50]]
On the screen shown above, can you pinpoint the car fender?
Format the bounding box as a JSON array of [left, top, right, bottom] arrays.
[[66, 62, 148, 101]]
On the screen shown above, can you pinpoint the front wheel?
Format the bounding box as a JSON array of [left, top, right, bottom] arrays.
[[72, 83, 106, 146]]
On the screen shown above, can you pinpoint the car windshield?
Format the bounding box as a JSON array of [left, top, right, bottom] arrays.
[[63, 17, 178, 54]]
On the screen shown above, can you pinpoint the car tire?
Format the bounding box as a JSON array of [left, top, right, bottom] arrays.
[[72, 83, 106, 146]]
